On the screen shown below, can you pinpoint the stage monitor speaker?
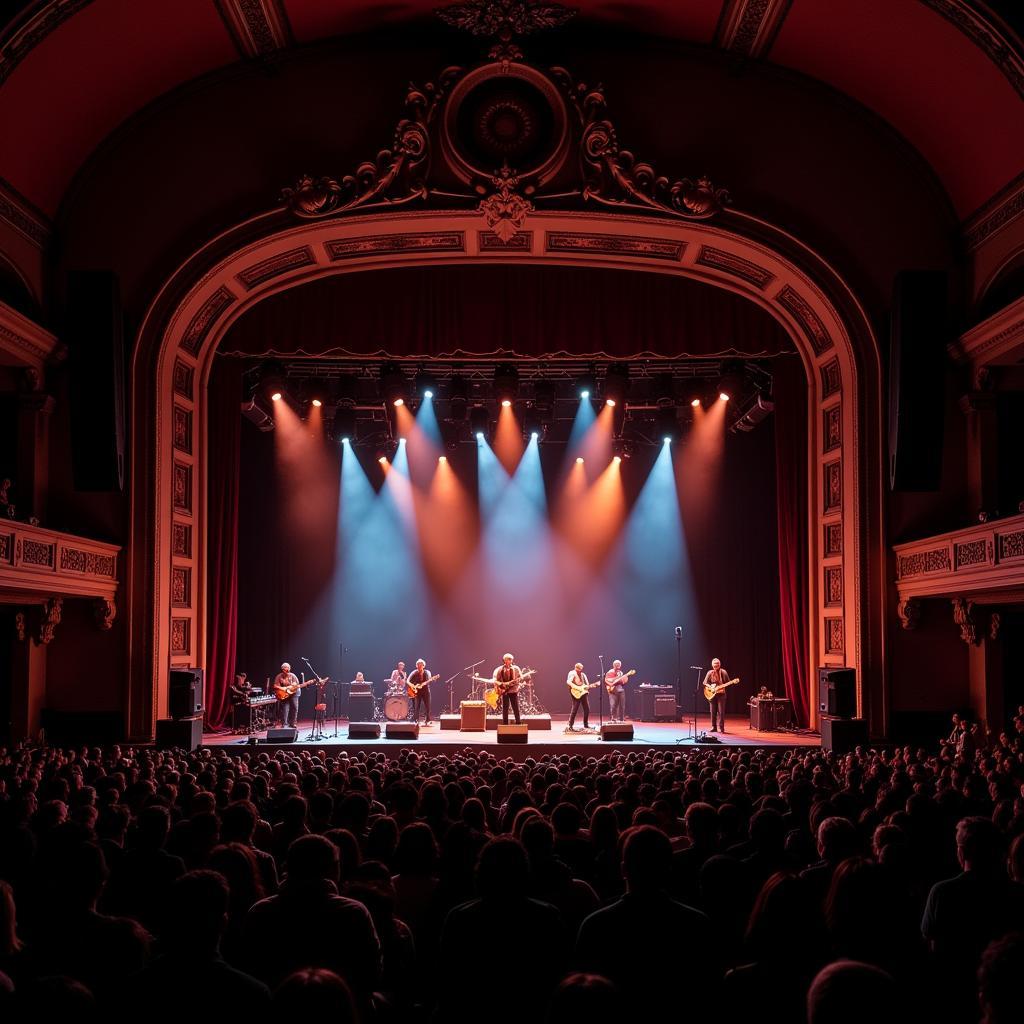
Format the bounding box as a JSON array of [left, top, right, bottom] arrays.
[[169, 667, 204, 720], [818, 667, 856, 719], [155, 716, 203, 750], [888, 270, 947, 491], [601, 723, 634, 741], [497, 724, 528, 744], [348, 722, 381, 738], [266, 726, 298, 743], [67, 270, 126, 492], [385, 722, 420, 739], [821, 716, 868, 753], [654, 696, 677, 721]]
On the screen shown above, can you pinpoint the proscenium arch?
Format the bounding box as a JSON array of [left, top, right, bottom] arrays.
[[128, 208, 886, 741]]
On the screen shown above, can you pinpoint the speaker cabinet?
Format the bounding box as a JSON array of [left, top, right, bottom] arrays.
[[460, 701, 487, 731], [654, 696, 677, 721], [266, 726, 297, 743], [497, 724, 528, 743], [155, 716, 203, 750], [639, 686, 675, 721], [348, 722, 381, 738], [818, 668, 856, 719], [67, 270, 126, 491], [888, 270, 947, 491], [385, 722, 420, 739], [821, 716, 868, 753], [169, 668, 204, 720], [601, 723, 634, 741]]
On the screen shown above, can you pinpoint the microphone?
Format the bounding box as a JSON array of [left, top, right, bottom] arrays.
[[674, 626, 683, 637], [690, 666, 704, 670]]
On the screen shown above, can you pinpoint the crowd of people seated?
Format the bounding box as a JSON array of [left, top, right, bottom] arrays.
[[0, 716, 1021, 1022]]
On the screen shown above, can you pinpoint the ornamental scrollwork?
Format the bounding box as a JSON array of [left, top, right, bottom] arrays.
[[37, 596, 62, 646], [952, 596, 977, 646]]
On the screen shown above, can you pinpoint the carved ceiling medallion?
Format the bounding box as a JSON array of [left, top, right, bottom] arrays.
[[283, 4, 728, 242]]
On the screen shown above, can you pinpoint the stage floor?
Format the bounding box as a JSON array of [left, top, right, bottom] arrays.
[[203, 713, 819, 754]]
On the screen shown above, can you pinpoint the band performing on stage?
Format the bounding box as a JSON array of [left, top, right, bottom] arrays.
[[228, 651, 735, 734]]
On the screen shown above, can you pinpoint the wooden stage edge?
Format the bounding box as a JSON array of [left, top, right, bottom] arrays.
[[202, 714, 820, 755]]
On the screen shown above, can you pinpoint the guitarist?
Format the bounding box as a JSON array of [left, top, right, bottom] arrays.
[[703, 657, 730, 733], [407, 658, 433, 726], [566, 663, 593, 732], [605, 659, 629, 723], [273, 662, 301, 728], [492, 653, 523, 726]]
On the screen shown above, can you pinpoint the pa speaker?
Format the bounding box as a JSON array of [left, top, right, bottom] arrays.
[[155, 716, 203, 750], [169, 667, 204, 720], [497, 724, 529, 743], [821, 716, 868, 753], [67, 270, 126, 491], [888, 270, 947, 491], [348, 692, 374, 721], [266, 727, 297, 743], [385, 722, 420, 739], [348, 722, 381, 738], [818, 667, 856, 719], [601, 723, 634, 741]]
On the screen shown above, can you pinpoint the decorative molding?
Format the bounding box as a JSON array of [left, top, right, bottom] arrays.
[[172, 405, 193, 455], [955, 538, 988, 570], [989, 610, 1000, 641], [172, 358, 195, 400], [170, 617, 191, 657], [0, 301, 63, 371], [0, 175, 51, 248], [897, 597, 921, 630], [823, 403, 841, 453], [437, 0, 576, 60], [962, 170, 1024, 250], [824, 521, 842, 558], [0, 1, 93, 88], [921, 1, 1024, 103], [714, 0, 794, 59], [478, 229, 532, 251], [824, 565, 842, 607], [326, 232, 466, 260], [824, 460, 841, 513], [478, 166, 534, 242], [777, 285, 832, 354], [214, 0, 293, 60], [15, 611, 25, 642], [95, 597, 116, 630], [236, 246, 315, 289], [825, 617, 844, 655], [695, 245, 775, 289], [952, 596, 978, 645], [0, 522, 119, 600], [36, 596, 62, 645], [59, 547, 116, 577], [949, 293, 1024, 367], [171, 566, 191, 608], [820, 357, 841, 399], [172, 462, 193, 515], [181, 286, 235, 356], [1000, 529, 1024, 560], [545, 231, 685, 260], [22, 538, 54, 568], [172, 523, 192, 559]]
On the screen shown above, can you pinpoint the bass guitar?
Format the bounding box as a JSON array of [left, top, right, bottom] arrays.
[[703, 676, 740, 701], [406, 673, 440, 697], [604, 668, 637, 694]]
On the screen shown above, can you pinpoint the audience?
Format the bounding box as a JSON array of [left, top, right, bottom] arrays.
[[0, 728, 1022, 1022]]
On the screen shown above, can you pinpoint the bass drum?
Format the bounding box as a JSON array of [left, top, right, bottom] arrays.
[[384, 695, 411, 721]]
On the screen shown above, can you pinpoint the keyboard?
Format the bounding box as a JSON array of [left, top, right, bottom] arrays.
[[249, 695, 277, 707]]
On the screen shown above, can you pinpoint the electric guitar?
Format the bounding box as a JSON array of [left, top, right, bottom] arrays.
[[474, 668, 537, 709], [604, 668, 637, 694], [406, 673, 440, 697], [703, 676, 740, 701], [274, 677, 321, 701], [568, 678, 601, 701]]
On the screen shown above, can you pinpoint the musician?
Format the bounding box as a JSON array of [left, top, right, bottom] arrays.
[[274, 662, 300, 728], [408, 658, 433, 726], [389, 661, 407, 693], [350, 671, 369, 688], [605, 659, 627, 723], [229, 672, 252, 705], [703, 657, 729, 733], [566, 663, 592, 732], [492, 653, 522, 726]]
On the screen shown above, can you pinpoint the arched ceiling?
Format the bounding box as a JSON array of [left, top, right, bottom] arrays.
[[0, 0, 1022, 221]]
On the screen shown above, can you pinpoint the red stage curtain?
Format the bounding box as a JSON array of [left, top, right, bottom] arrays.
[[774, 357, 810, 725], [205, 356, 242, 729]]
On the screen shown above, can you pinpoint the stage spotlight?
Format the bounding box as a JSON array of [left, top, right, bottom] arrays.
[[719, 391, 730, 403], [656, 404, 682, 443], [270, 391, 282, 402], [691, 397, 701, 408], [576, 456, 584, 465], [717, 359, 744, 407], [613, 455, 622, 464], [612, 439, 633, 461], [494, 363, 519, 406], [258, 359, 287, 404], [438, 455, 447, 463], [334, 406, 357, 443], [380, 362, 409, 408], [414, 368, 439, 400], [575, 368, 597, 400], [469, 404, 491, 439], [603, 363, 630, 408], [522, 407, 547, 441], [311, 398, 323, 408]]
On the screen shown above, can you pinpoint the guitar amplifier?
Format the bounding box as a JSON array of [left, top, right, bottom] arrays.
[[460, 701, 487, 732], [639, 686, 675, 721], [348, 692, 374, 721]]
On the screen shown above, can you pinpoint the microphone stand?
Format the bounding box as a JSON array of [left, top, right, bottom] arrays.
[[335, 643, 348, 737], [462, 659, 484, 699], [444, 672, 460, 715], [692, 666, 705, 742], [302, 657, 326, 742], [597, 654, 605, 732]]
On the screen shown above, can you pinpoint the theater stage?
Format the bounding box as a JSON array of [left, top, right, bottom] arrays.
[[202, 714, 820, 755]]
